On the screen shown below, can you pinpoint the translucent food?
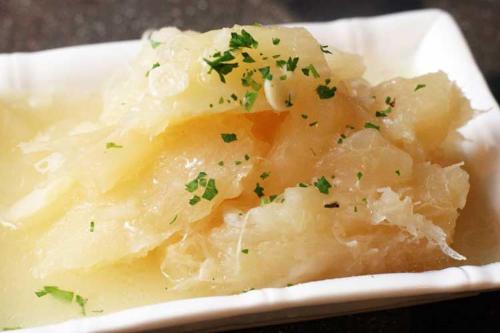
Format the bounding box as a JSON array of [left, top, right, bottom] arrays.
[[0, 25, 474, 328]]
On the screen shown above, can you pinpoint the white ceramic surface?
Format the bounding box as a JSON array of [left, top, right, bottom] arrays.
[[1, 8, 499, 333]]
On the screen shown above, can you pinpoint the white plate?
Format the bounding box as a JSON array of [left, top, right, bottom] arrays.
[[1, 8, 499, 333]]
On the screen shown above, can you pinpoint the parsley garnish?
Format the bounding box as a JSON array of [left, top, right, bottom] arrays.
[[230, 93, 238, 101], [260, 171, 270, 180], [244, 154, 250, 161], [354, 205, 358, 212], [301, 114, 308, 119], [241, 71, 261, 91], [309, 121, 318, 127], [324, 201, 340, 208], [149, 39, 162, 49], [229, 29, 258, 49], [221, 133, 238, 143], [276, 59, 286, 68], [235, 160, 242, 165], [106, 142, 123, 149], [375, 108, 392, 117], [254, 183, 265, 198], [2, 327, 22, 331], [279, 74, 287, 80], [298, 183, 308, 188], [218, 161, 224, 166], [219, 96, 225, 104], [202, 178, 218, 200], [204, 51, 238, 83], [314, 176, 331, 194], [244, 91, 258, 111], [258, 66, 272, 80], [414, 84, 426, 91], [189, 195, 201, 206], [285, 93, 293, 107], [316, 84, 336, 99], [364, 122, 380, 130], [286, 57, 299, 72], [242, 52, 255, 63], [356, 171, 363, 181], [35, 286, 74, 302], [337, 134, 347, 144], [272, 37, 280, 45], [385, 96, 396, 107], [185, 172, 207, 192], [395, 169, 401, 176], [169, 215, 178, 225], [301, 64, 320, 78], [76, 295, 87, 316], [320, 45, 332, 54], [241, 248, 249, 254], [89, 221, 95, 232], [145, 62, 160, 77]]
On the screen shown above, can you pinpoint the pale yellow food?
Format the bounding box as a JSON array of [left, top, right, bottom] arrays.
[[0, 25, 473, 328]]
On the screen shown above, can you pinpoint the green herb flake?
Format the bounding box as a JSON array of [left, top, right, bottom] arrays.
[[229, 29, 258, 49], [385, 96, 396, 107], [320, 45, 332, 54], [209, 103, 213, 108], [89, 221, 95, 232], [169, 214, 178, 225], [219, 96, 225, 104], [316, 85, 337, 99], [244, 154, 250, 161], [254, 183, 265, 198], [309, 121, 318, 127], [241, 52, 256, 63], [354, 205, 358, 212], [287, 283, 294, 287], [375, 107, 392, 117], [395, 169, 401, 176], [221, 133, 238, 143], [230, 93, 238, 101], [35, 286, 74, 302], [298, 182, 308, 188], [364, 122, 380, 130], [276, 59, 287, 68], [286, 57, 299, 72], [272, 54, 280, 59], [272, 37, 281, 45], [279, 74, 287, 80], [189, 195, 201, 206], [324, 201, 340, 208], [204, 51, 238, 83], [218, 160, 224, 166], [258, 66, 273, 80], [314, 176, 332, 194], [356, 171, 363, 181], [244, 91, 258, 111], [241, 71, 261, 91], [241, 248, 249, 254], [2, 327, 22, 331], [105, 142, 123, 149], [149, 39, 162, 49], [301, 64, 320, 78], [260, 171, 270, 180], [414, 84, 426, 91], [301, 114, 308, 119], [145, 62, 160, 77], [76, 294, 88, 316], [235, 160, 242, 165], [285, 93, 293, 107], [202, 178, 218, 201]]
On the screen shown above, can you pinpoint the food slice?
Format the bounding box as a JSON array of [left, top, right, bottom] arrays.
[[33, 114, 263, 277]]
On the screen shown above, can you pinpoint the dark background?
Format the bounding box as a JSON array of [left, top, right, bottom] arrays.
[[1, 0, 499, 332]]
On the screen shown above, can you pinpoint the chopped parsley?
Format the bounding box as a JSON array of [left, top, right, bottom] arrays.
[[298, 183, 309, 188], [337, 134, 347, 144], [272, 37, 281, 45], [395, 169, 401, 176], [354, 205, 358, 212], [35, 286, 74, 302], [301, 64, 320, 78], [356, 171, 363, 181], [202, 178, 218, 200], [145, 62, 160, 77], [235, 160, 242, 165], [219, 96, 225, 104], [241, 71, 261, 91], [76, 294, 88, 316], [414, 84, 426, 91], [106, 142, 123, 149], [221, 133, 238, 143], [276, 59, 286, 68], [272, 54, 280, 58], [189, 195, 201, 206], [324, 201, 340, 208], [260, 171, 270, 180], [316, 84, 337, 99], [218, 161, 224, 166], [244, 91, 258, 111], [244, 154, 250, 161], [230, 93, 238, 101], [229, 29, 258, 49], [89, 221, 95, 232], [169, 215, 178, 225], [258, 66, 273, 80], [309, 121, 318, 127], [241, 248, 249, 254], [287, 283, 295, 287], [301, 114, 308, 119], [254, 183, 265, 198], [285, 93, 293, 107], [185, 172, 207, 192], [204, 51, 238, 83], [314, 176, 331, 194], [286, 57, 299, 72], [241, 52, 256, 63], [364, 122, 380, 130], [375, 107, 392, 117], [320, 45, 332, 54], [149, 39, 162, 49], [279, 74, 287, 80], [2, 327, 21, 331], [385, 96, 396, 107]]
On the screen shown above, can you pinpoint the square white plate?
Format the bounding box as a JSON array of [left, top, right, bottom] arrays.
[[1, 8, 499, 333]]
